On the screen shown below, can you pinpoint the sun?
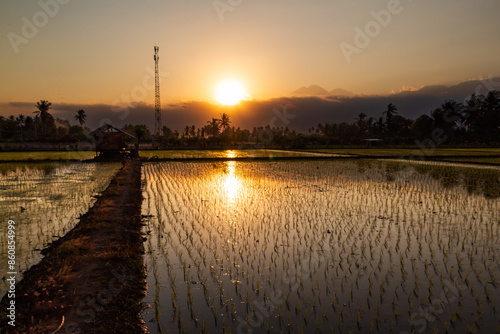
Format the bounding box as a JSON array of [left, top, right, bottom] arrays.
[[215, 79, 247, 105]]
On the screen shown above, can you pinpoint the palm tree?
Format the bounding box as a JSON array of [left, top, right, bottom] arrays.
[[34, 100, 53, 137], [220, 113, 231, 131], [383, 103, 398, 122], [74, 109, 87, 127], [207, 118, 220, 136], [35, 100, 52, 113], [383, 103, 398, 133]]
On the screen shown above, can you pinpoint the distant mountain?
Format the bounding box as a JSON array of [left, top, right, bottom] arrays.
[[291, 85, 329, 96], [395, 77, 500, 98], [291, 85, 355, 97], [328, 88, 354, 97]]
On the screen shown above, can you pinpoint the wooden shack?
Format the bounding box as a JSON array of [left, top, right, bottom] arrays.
[[89, 124, 135, 156]]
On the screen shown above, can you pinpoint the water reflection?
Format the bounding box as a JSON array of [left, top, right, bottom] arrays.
[[222, 161, 239, 203], [141, 160, 500, 334], [225, 150, 237, 159]]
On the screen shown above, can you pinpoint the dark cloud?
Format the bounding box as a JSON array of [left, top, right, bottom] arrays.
[[1, 77, 497, 132]]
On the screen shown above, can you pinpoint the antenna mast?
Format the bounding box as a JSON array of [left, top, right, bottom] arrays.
[[154, 46, 162, 137]]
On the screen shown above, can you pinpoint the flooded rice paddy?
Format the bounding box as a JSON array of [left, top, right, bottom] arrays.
[[0, 162, 121, 297], [140, 149, 338, 159], [141, 160, 500, 333]]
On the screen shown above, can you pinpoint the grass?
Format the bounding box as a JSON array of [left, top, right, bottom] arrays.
[[437, 157, 500, 165], [299, 147, 500, 157], [139, 149, 335, 159], [0, 162, 121, 298], [0, 150, 95, 161], [1, 148, 498, 163], [0, 159, 146, 333]]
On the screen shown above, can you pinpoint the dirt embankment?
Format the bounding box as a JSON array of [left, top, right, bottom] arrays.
[[1, 159, 146, 333]]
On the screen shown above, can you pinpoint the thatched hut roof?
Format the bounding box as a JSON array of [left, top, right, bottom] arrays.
[[89, 124, 135, 138]]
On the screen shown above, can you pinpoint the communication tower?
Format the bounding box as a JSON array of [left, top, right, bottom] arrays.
[[154, 46, 162, 137]]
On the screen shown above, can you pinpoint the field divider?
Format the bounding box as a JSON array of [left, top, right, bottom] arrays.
[[0, 159, 147, 333]]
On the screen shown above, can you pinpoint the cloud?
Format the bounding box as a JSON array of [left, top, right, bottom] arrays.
[[1, 77, 497, 132]]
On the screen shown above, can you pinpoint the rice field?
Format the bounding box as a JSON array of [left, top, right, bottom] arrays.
[[141, 159, 500, 333], [302, 148, 500, 157], [140, 149, 338, 159], [0, 162, 121, 297], [437, 157, 500, 166], [0, 151, 95, 161]]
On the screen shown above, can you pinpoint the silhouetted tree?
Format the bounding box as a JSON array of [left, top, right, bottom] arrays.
[[16, 115, 25, 141], [133, 125, 150, 145], [383, 103, 398, 134], [207, 118, 220, 137], [412, 114, 434, 140], [34, 100, 55, 138], [354, 113, 367, 136], [74, 109, 87, 127], [220, 113, 231, 131]]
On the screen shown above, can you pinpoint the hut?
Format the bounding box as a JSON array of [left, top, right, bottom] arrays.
[[89, 124, 135, 157]]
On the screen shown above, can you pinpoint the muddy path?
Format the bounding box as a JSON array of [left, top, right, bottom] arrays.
[[1, 159, 146, 333]]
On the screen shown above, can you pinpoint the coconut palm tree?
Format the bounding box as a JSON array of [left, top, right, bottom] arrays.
[[34, 100, 53, 138], [383, 103, 398, 133], [383, 103, 398, 123], [74, 109, 87, 127], [220, 113, 231, 131], [35, 100, 52, 114], [207, 118, 220, 136]]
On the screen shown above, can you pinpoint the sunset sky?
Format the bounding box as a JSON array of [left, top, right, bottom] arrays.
[[1, 0, 500, 125]]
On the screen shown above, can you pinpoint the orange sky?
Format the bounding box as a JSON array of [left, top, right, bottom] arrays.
[[1, 0, 500, 109]]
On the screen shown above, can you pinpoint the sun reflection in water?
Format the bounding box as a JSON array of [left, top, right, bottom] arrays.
[[225, 150, 236, 159], [222, 161, 239, 203]]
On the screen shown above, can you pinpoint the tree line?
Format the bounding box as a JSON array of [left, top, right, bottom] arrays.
[[0, 91, 498, 148], [312, 91, 499, 146], [0, 100, 88, 142]]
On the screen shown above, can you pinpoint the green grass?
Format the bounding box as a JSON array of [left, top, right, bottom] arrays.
[[300, 148, 500, 157], [0, 151, 95, 161], [1, 148, 498, 163], [139, 149, 335, 159], [437, 157, 500, 165]]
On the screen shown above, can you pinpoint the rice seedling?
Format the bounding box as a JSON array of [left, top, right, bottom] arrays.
[[0, 162, 120, 297], [139, 159, 500, 333]]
